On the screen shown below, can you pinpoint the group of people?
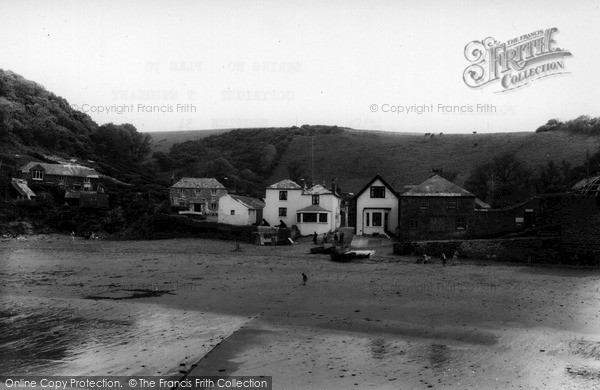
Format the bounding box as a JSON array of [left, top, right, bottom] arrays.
[[417, 250, 459, 266], [312, 230, 345, 245]]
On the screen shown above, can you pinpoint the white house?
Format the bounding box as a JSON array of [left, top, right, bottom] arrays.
[[355, 175, 399, 236], [263, 179, 341, 235], [263, 179, 303, 227], [218, 194, 265, 226]]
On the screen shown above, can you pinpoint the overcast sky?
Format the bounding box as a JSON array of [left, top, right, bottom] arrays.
[[1, 0, 599, 133]]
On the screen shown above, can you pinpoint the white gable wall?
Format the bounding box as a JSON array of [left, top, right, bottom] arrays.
[[356, 178, 399, 235], [263, 188, 302, 227], [218, 194, 252, 225]]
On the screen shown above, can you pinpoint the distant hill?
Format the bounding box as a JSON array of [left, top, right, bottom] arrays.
[[269, 129, 600, 193], [149, 124, 600, 197], [147, 129, 232, 154]]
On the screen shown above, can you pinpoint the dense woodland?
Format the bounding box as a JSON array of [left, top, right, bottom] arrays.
[[1, 68, 600, 235]]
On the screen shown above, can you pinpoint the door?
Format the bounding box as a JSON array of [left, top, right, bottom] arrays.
[[384, 212, 389, 232]]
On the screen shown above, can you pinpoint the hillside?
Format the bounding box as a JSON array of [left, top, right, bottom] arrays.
[[0, 69, 161, 186], [147, 129, 232, 154], [0, 69, 170, 236], [269, 130, 600, 193]]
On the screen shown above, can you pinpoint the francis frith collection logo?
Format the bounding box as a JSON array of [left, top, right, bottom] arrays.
[[463, 28, 572, 92]]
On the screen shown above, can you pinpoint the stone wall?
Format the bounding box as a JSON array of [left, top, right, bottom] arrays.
[[560, 196, 600, 261], [394, 237, 562, 263]]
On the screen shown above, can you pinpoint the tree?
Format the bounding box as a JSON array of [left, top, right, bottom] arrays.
[[465, 152, 532, 207], [259, 144, 277, 173], [91, 123, 152, 163], [287, 159, 308, 184], [534, 160, 574, 194]]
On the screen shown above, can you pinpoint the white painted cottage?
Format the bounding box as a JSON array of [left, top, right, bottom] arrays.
[[354, 175, 399, 236], [263, 179, 341, 235], [218, 194, 265, 226]]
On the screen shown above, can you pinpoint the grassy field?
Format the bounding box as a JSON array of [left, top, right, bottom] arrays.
[[2, 235, 600, 389], [270, 130, 600, 192], [144, 127, 600, 194]]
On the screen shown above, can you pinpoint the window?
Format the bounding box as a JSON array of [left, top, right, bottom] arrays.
[[59, 176, 66, 184], [296, 213, 302, 223], [455, 215, 467, 230], [211, 189, 217, 196], [180, 188, 185, 196], [31, 169, 43, 180], [419, 199, 428, 210], [372, 212, 382, 227], [83, 177, 91, 191], [230, 210, 235, 215], [279, 207, 287, 217], [448, 199, 457, 210], [409, 218, 418, 229], [370, 186, 385, 198], [210, 202, 218, 211], [303, 213, 317, 223], [312, 195, 319, 205], [195, 189, 201, 197], [279, 191, 288, 200], [319, 213, 328, 223]]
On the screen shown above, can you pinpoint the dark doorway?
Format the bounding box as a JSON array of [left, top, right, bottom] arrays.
[[524, 210, 534, 229]]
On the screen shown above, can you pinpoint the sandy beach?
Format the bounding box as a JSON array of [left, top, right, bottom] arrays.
[[2, 234, 600, 389]]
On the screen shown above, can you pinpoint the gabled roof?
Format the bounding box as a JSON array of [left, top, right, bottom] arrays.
[[171, 177, 225, 189], [21, 162, 99, 178], [11, 179, 36, 199], [354, 175, 400, 199], [230, 194, 265, 210], [475, 198, 491, 209], [572, 175, 600, 196], [266, 179, 302, 190], [297, 204, 330, 212], [402, 174, 474, 197]]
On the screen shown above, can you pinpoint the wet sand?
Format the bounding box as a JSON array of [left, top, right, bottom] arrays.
[[2, 234, 600, 389]]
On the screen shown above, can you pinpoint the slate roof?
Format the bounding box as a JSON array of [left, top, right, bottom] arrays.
[[266, 179, 302, 190], [171, 177, 226, 189], [230, 194, 265, 210], [21, 162, 99, 178], [302, 184, 337, 196], [297, 204, 330, 212], [475, 198, 491, 209], [402, 174, 475, 197]]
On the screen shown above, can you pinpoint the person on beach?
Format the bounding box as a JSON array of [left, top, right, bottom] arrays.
[[302, 273, 307, 285], [452, 250, 459, 265], [313, 231, 318, 245], [441, 253, 447, 266], [71, 231, 75, 243]]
